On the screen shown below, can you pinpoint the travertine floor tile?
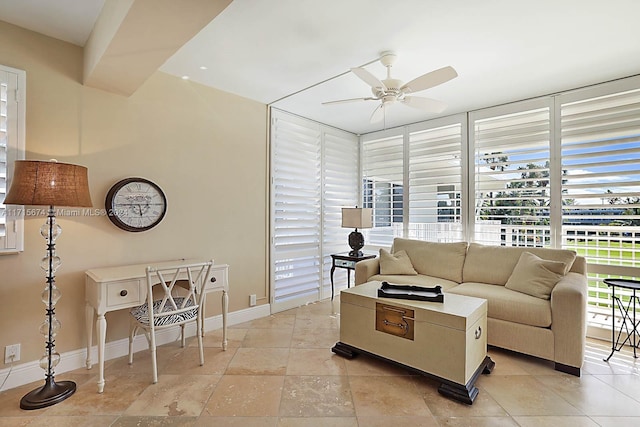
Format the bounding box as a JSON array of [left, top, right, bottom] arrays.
[[536, 374, 640, 416], [199, 327, 247, 348], [293, 313, 340, 330], [278, 417, 357, 427], [434, 416, 520, 426], [291, 326, 339, 348], [479, 375, 581, 416], [414, 375, 507, 417], [512, 415, 600, 427], [242, 327, 293, 347], [286, 348, 347, 376], [124, 374, 218, 416], [356, 416, 439, 427], [279, 375, 355, 417], [0, 415, 118, 427], [161, 346, 236, 376], [111, 416, 198, 426], [225, 347, 289, 375], [42, 372, 150, 416], [196, 416, 277, 426], [203, 375, 283, 417], [349, 375, 431, 417]]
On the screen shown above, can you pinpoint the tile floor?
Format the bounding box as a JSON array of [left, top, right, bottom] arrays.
[[1, 296, 640, 426]]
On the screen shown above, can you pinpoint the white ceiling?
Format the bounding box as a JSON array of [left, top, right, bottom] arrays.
[[2, 0, 640, 135]]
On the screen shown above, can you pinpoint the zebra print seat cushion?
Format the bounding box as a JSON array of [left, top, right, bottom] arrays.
[[130, 297, 197, 327]]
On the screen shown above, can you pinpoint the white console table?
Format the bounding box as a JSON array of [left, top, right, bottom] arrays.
[[85, 259, 229, 393]]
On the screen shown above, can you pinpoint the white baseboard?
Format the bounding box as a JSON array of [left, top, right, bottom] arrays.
[[0, 304, 271, 392]]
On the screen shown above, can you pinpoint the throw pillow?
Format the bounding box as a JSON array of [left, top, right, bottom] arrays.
[[379, 249, 418, 275], [505, 251, 567, 300]]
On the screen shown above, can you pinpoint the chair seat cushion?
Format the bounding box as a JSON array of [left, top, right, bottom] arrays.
[[130, 297, 197, 327]]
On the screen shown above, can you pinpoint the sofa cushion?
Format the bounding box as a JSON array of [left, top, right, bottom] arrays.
[[392, 238, 468, 283], [462, 243, 577, 285], [448, 282, 552, 328], [505, 252, 566, 299], [379, 249, 417, 275], [369, 274, 460, 291]]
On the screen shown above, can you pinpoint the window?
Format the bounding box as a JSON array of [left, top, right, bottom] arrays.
[[361, 116, 466, 245], [322, 127, 360, 295], [0, 65, 25, 253], [408, 117, 465, 242], [270, 109, 358, 311], [361, 132, 404, 246], [470, 100, 552, 247], [559, 77, 640, 328]]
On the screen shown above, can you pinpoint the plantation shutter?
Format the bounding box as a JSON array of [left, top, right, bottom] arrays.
[[361, 131, 404, 247], [270, 109, 359, 310], [0, 66, 25, 253], [322, 128, 359, 296], [271, 111, 322, 311], [559, 78, 640, 326], [470, 99, 552, 247], [560, 81, 640, 264], [407, 117, 465, 242]]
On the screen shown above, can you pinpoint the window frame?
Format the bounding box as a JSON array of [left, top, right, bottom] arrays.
[[0, 64, 25, 254]]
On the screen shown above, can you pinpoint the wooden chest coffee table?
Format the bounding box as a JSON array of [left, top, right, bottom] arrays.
[[332, 281, 494, 404]]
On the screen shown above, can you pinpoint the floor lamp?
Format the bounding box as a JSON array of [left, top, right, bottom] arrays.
[[4, 159, 92, 410]]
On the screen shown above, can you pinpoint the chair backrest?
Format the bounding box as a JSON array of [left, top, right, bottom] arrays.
[[144, 260, 213, 327]]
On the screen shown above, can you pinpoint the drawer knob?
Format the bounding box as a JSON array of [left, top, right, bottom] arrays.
[[120, 290, 128, 297], [475, 326, 482, 339], [210, 276, 217, 283]]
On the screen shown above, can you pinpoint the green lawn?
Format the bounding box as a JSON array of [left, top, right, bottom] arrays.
[[565, 238, 637, 265]]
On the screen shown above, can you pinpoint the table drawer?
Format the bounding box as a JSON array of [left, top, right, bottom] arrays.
[[335, 259, 356, 268], [106, 279, 143, 308], [205, 264, 229, 291]]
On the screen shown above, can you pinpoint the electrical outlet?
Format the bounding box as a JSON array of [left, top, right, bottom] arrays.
[[5, 344, 20, 364], [249, 294, 257, 306]]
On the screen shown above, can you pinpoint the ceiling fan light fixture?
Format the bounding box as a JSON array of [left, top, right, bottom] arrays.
[[324, 52, 457, 123]]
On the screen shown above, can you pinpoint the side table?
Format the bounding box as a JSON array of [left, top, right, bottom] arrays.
[[603, 278, 640, 362], [330, 252, 376, 300]]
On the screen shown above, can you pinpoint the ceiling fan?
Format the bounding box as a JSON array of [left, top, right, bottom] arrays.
[[323, 51, 458, 123]]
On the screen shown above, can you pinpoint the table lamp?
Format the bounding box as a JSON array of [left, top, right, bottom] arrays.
[[341, 207, 373, 257], [4, 159, 92, 410]]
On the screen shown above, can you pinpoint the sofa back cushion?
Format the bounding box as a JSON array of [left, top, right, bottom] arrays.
[[379, 249, 418, 275], [392, 238, 468, 283], [462, 243, 577, 286], [505, 252, 567, 299]]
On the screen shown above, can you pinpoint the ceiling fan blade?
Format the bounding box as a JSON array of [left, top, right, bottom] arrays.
[[322, 97, 377, 105], [400, 66, 458, 93], [403, 96, 447, 113], [370, 104, 385, 123], [351, 67, 387, 90]]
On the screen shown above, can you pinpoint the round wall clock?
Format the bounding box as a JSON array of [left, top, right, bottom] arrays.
[[105, 177, 167, 232]]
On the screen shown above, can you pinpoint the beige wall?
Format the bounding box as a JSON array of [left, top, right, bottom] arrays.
[[0, 21, 269, 367]]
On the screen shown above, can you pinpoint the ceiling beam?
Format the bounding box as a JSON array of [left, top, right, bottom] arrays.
[[83, 0, 232, 96]]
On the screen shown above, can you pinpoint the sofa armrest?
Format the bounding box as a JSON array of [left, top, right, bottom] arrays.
[[551, 272, 588, 369], [355, 258, 380, 285]]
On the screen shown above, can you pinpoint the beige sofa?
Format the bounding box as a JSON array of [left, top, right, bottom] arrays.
[[355, 238, 588, 376]]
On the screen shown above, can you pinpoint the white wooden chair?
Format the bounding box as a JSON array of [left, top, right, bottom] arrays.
[[128, 260, 213, 383]]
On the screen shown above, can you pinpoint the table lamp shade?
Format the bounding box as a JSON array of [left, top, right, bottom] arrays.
[[341, 207, 373, 229], [4, 160, 92, 207]]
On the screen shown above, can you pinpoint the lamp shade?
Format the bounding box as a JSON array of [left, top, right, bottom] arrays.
[[341, 207, 373, 229], [4, 160, 92, 207]]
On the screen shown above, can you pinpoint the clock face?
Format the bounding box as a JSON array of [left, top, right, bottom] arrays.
[[105, 178, 167, 232]]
